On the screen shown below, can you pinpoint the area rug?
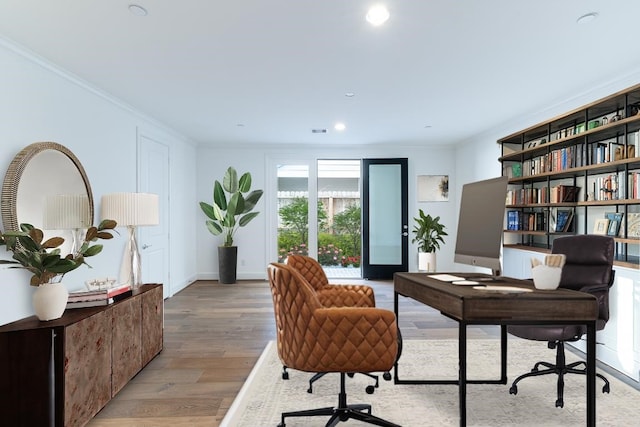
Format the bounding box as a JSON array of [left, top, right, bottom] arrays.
[[221, 339, 638, 426]]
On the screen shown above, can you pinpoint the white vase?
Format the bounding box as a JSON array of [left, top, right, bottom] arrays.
[[32, 282, 69, 321], [418, 252, 436, 272]]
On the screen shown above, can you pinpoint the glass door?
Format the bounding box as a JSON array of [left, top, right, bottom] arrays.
[[362, 158, 408, 279], [317, 160, 361, 278], [276, 164, 312, 263]]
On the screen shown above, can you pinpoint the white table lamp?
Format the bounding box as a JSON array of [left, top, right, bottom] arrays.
[[101, 192, 159, 288]]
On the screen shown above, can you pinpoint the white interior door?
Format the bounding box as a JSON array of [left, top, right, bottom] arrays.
[[138, 130, 170, 298]]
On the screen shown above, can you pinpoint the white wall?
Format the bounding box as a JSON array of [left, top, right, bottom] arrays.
[[0, 38, 197, 326], [195, 144, 458, 279]]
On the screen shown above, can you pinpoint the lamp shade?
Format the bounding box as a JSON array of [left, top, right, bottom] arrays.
[[43, 194, 91, 230], [101, 193, 159, 226]]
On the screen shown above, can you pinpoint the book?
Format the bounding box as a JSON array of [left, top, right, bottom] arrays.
[[66, 298, 114, 309], [68, 284, 132, 302], [555, 209, 572, 232]]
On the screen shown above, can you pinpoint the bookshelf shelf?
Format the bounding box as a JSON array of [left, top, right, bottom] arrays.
[[499, 83, 640, 265]]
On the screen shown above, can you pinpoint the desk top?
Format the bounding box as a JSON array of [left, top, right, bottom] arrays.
[[394, 272, 598, 324]]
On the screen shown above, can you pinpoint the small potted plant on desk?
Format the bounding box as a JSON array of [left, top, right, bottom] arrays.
[[411, 209, 447, 272], [0, 220, 117, 321]]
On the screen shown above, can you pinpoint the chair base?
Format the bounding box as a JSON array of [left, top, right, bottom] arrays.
[[279, 372, 400, 427], [509, 341, 610, 408], [308, 372, 380, 395]]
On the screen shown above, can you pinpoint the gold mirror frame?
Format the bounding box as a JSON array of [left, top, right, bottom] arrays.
[[1, 142, 94, 232]]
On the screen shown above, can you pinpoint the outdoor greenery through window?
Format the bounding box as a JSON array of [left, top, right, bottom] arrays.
[[277, 160, 361, 278]]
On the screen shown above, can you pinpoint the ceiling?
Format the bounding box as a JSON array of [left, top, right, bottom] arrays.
[[1, 1, 640, 147]]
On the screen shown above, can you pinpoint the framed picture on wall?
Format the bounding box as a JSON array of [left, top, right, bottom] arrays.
[[417, 175, 449, 202]]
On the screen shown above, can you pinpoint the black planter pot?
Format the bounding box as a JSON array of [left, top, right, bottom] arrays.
[[218, 246, 238, 284]]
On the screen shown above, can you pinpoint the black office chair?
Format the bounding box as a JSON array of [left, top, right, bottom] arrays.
[[507, 234, 615, 408]]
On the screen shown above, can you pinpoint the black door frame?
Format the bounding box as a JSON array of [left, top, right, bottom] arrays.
[[361, 158, 408, 279]]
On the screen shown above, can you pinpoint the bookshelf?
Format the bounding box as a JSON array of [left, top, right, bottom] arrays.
[[498, 83, 640, 268]]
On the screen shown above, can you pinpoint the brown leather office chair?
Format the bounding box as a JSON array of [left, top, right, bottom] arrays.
[[267, 262, 400, 427], [284, 254, 383, 393], [508, 235, 615, 408]]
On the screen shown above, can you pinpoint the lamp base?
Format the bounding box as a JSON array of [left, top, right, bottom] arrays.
[[119, 226, 142, 288]]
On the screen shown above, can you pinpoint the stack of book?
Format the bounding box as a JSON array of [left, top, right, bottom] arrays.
[[66, 284, 132, 309]]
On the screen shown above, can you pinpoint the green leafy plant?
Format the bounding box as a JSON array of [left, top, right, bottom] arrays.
[[0, 220, 117, 286], [411, 209, 447, 253], [199, 166, 263, 247]]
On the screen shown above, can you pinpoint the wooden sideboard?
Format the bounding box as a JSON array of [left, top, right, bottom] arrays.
[[0, 283, 163, 427]]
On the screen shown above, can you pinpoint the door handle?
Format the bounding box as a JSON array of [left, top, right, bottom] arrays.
[[142, 244, 152, 250]]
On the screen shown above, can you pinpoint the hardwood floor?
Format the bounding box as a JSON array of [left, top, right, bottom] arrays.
[[86, 278, 499, 426]]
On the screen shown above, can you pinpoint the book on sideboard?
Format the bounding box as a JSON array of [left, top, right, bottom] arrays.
[[66, 284, 132, 308]]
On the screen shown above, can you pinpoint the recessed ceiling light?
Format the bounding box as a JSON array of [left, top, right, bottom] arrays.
[[576, 12, 598, 24], [366, 5, 390, 26], [345, 92, 355, 98], [128, 4, 148, 16], [334, 123, 346, 131]]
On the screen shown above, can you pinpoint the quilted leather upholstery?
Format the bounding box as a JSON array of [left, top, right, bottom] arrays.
[[286, 254, 376, 307], [509, 235, 615, 342], [267, 263, 398, 374]]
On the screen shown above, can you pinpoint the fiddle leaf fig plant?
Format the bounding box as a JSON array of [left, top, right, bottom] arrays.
[[0, 220, 117, 286], [411, 209, 447, 253], [199, 166, 263, 247]]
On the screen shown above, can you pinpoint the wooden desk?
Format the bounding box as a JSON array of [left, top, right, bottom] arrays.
[[393, 272, 599, 427]]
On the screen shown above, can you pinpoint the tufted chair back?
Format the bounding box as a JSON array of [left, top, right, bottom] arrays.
[[286, 254, 376, 307], [267, 262, 398, 374], [286, 254, 330, 290]]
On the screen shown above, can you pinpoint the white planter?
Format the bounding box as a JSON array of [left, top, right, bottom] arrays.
[[32, 282, 69, 321], [418, 252, 436, 272]]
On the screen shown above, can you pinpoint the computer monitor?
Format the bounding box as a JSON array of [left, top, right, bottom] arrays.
[[454, 176, 509, 276]]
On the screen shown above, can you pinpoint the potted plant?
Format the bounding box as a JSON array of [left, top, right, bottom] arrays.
[[0, 220, 117, 320], [199, 166, 263, 284], [411, 209, 447, 272]]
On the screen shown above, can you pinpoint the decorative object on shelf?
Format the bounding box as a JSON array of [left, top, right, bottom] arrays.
[[593, 218, 609, 235], [199, 166, 263, 284], [605, 212, 623, 237], [411, 209, 447, 272], [0, 221, 117, 320], [101, 192, 159, 289], [625, 213, 640, 238]]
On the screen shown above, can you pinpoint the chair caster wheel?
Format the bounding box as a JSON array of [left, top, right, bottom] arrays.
[[307, 387, 313, 394], [383, 372, 392, 381], [555, 399, 564, 408], [603, 384, 610, 394], [365, 385, 375, 394], [509, 385, 517, 395], [282, 372, 289, 380]]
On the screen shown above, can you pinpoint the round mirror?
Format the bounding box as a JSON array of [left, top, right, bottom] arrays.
[[1, 142, 94, 233]]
